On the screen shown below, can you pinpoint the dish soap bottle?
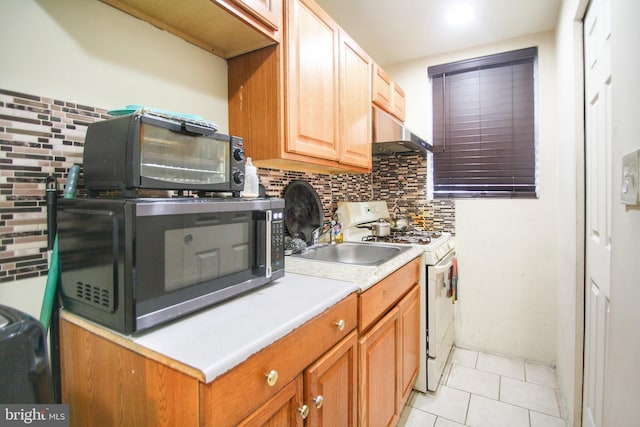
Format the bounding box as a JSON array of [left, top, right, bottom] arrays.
[[241, 157, 259, 198]]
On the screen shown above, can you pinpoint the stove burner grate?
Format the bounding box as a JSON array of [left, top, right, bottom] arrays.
[[362, 230, 443, 245]]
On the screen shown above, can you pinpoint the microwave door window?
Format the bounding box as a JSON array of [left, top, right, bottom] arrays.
[[164, 222, 250, 292], [140, 123, 229, 185]]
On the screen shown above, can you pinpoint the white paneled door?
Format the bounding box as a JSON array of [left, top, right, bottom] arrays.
[[583, 0, 612, 426]]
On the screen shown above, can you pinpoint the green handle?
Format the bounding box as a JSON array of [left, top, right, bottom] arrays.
[[40, 164, 81, 332], [40, 236, 59, 330]]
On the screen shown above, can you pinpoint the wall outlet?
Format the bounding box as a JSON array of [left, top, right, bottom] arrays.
[[621, 149, 640, 205]]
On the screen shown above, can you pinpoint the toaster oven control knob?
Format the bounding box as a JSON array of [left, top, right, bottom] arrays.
[[233, 148, 245, 162], [266, 369, 279, 387], [233, 170, 244, 185]]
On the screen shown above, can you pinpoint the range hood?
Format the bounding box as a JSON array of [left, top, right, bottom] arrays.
[[372, 106, 433, 156]]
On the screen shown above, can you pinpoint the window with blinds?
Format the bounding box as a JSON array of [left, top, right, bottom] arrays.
[[428, 47, 538, 198]]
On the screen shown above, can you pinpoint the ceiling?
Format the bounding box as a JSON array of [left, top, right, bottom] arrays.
[[313, 0, 562, 66]]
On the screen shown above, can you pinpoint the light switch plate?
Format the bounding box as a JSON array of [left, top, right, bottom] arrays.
[[621, 149, 640, 205]]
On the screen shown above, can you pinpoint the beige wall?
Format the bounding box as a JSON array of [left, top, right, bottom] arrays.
[[0, 0, 229, 317], [387, 30, 560, 365], [0, 0, 229, 131]]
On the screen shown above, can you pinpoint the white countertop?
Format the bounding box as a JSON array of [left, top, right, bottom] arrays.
[[284, 245, 424, 292], [131, 273, 358, 383], [63, 245, 422, 385]]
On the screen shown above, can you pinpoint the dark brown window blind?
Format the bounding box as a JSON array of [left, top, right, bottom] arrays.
[[429, 47, 538, 198]]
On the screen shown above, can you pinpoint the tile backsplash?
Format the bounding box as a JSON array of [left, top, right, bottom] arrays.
[[0, 89, 454, 283]]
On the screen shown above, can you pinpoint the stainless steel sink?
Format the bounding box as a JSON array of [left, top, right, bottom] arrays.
[[290, 242, 410, 266]]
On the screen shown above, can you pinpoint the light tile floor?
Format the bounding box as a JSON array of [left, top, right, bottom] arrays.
[[398, 347, 567, 427]]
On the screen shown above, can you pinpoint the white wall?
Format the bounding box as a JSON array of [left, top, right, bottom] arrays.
[[553, 0, 587, 424], [604, 0, 640, 424], [0, 0, 229, 318], [387, 31, 560, 364]]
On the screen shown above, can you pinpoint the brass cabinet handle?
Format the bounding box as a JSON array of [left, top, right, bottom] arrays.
[[265, 370, 278, 387], [311, 395, 324, 409], [298, 404, 310, 419], [335, 319, 346, 331]]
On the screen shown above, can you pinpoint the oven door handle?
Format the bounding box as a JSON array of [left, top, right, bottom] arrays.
[[433, 251, 456, 290], [432, 251, 456, 274]]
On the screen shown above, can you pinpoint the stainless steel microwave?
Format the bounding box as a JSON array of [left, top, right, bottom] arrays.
[[57, 197, 285, 334], [83, 112, 246, 196]]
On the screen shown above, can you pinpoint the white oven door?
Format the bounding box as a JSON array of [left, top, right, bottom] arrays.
[[426, 249, 456, 391], [427, 250, 456, 359]]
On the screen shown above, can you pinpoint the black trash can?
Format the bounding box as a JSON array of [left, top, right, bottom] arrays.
[[0, 305, 53, 403]]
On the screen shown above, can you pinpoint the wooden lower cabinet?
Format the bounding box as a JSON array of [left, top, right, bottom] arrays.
[[305, 331, 358, 426], [238, 376, 304, 427], [242, 330, 358, 426], [357, 257, 421, 427], [399, 285, 421, 404], [60, 293, 358, 427], [359, 306, 401, 427], [59, 259, 421, 427]]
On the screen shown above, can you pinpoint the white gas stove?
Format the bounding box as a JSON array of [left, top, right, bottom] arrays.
[[336, 201, 457, 393], [336, 201, 454, 265]]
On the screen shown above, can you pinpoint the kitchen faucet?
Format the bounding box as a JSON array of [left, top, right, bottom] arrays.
[[311, 221, 335, 246]]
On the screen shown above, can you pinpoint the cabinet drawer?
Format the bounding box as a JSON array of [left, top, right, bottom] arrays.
[[201, 292, 358, 427], [359, 257, 421, 332]]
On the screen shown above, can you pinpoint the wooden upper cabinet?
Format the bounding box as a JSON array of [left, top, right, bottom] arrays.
[[227, 0, 282, 33], [285, 0, 340, 162], [372, 64, 393, 113], [339, 30, 372, 170], [100, 0, 282, 58], [228, 0, 372, 174], [391, 83, 406, 122], [372, 63, 406, 122]]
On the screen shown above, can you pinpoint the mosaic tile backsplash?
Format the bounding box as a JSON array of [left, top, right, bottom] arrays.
[[0, 89, 454, 283]]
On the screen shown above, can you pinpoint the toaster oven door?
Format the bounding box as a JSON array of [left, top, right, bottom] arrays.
[[139, 119, 231, 187]]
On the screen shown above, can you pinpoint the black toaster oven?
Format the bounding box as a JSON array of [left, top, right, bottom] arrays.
[[83, 112, 246, 196]]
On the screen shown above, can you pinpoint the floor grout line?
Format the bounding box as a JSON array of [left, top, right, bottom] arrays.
[[400, 347, 568, 427]]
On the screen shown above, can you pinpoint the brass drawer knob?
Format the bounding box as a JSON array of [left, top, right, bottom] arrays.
[[265, 370, 279, 387], [335, 319, 346, 331], [311, 395, 324, 409], [298, 404, 309, 419]]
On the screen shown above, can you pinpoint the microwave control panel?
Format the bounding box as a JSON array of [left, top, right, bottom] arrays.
[[270, 208, 285, 274]]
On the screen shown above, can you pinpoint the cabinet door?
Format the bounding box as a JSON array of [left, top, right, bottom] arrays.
[[59, 318, 199, 427], [399, 285, 420, 404], [359, 307, 401, 427], [285, 0, 340, 161], [391, 83, 406, 122], [305, 331, 358, 427], [372, 64, 393, 112], [229, 0, 282, 32], [339, 30, 372, 170], [238, 376, 304, 427]]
